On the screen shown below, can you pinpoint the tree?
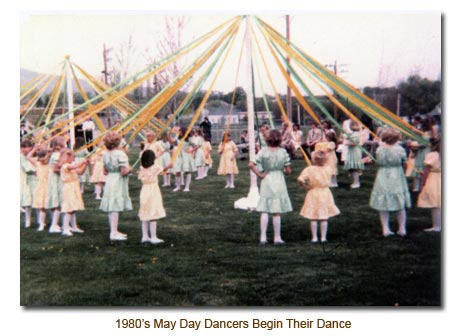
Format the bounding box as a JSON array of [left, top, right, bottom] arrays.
[[397, 75, 441, 116]]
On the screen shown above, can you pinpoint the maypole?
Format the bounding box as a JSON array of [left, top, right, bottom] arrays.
[[234, 16, 259, 210], [65, 55, 75, 148]]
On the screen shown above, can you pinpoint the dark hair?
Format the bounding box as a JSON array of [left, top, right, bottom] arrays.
[[20, 139, 33, 148], [266, 129, 282, 147], [141, 150, 156, 168], [222, 132, 230, 142], [325, 130, 337, 144], [74, 136, 85, 150], [430, 137, 440, 153]]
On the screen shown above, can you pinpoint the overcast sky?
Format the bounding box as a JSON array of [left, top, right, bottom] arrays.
[[19, 12, 441, 95]]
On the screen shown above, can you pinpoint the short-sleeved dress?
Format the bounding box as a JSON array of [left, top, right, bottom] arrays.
[[417, 151, 441, 208], [173, 139, 196, 173], [60, 163, 85, 213], [100, 149, 133, 212], [369, 144, 411, 211], [344, 131, 364, 171], [20, 154, 36, 207], [217, 141, 239, 175], [46, 152, 62, 209], [158, 141, 173, 174], [253, 147, 292, 213], [32, 162, 50, 209], [203, 141, 213, 168], [89, 150, 106, 183], [298, 166, 340, 220], [193, 136, 205, 167], [138, 164, 167, 221]]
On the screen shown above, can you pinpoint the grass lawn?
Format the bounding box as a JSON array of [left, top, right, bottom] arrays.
[[20, 148, 441, 306]]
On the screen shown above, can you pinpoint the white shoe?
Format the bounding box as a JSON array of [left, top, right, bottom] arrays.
[[96, 196, 102, 200], [49, 226, 62, 233], [424, 227, 441, 232], [150, 238, 164, 244], [311, 238, 319, 243], [141, 237, 151, 243], [321, 239, 328, 243], [173, 187, 180, 192], [350, 183, 360, 189], [383, 231, 395, 237], [259, 240, 268, 245], [110, 234, 127, 241], [225, 185, 230, 188], [329, 183, 338, 188], [195, 176, 202, 180], [183, 188, 190, 192], [71, 227, 84, 233], [274, 239, 285, 244], [62, 230, 73, 237], [37, 224, 46, 232], [229, 185, 235, 189], [397, 230, 407, 237]]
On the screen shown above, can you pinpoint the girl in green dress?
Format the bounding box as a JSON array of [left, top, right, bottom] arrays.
[[249, 129, 292, 244], [369, 128, 411, 237]]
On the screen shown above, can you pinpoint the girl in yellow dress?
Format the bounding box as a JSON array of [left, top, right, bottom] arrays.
[[418, 138, 441, 232], [298, 150, 340, 243], [27, 145, 51, 231], [59, 149, 90, 236], [217, 132, 238, 188], [138, 150, 172, 244], [89, 146, 106, 200]]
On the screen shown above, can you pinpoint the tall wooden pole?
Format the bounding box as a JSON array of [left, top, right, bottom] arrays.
[[234, 16, 259, 210], [65, 56, 75, 149], [286, 15, 292, 122], [103, 44, 112, 128]]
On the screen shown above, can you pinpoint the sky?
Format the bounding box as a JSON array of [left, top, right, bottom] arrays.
[[19, 12, 441, 96]]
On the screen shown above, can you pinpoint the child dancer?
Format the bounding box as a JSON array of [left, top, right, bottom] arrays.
[[369, 128, 411, 237], [89, 146, 106, 200], [46, 136, 66, 233], [418, 137, 441, 232], [138, 150, 171, 243], [315, 131, 339, 187], [202, 133, 213, 177], [100, 132, 133, 241], [193, 129, 205, 180], [249, 129, 292, 244], [158, 132, 173, 187], [172, 128, 196, 192], [59, 149, 90, 236], [20, 139, 36, 228], [217, 132, 238, 188], [28, 146, 50, 231], [344, 121, 364, 188], [298, 150, 340, 243], [74, 136, 90, 194]]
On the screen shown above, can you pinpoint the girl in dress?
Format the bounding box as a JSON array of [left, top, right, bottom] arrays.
[[46, 136, 66, 233], [138, 150, 172, 243], [344, 121, 364, 189], [59, 149, 90, 236], [314, 131, 338, 187], [158, 132, 173, 187], [100, 132, 133, 241], [217, 132, 238, 188], [74, 136, 90, 194], [28, 146, 50, 231], [89, 146, 106, 200], [298, 150, 340, 243], [249, 129, 292, 244], [418, 137, 441, 232], [193, 129, 205, 180], [20, 139, 36, 228], [202, 133, 213, 178], [172, 128, 196, 192], [369, 128, 411, 237]]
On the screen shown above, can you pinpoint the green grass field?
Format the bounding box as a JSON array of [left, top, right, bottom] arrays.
[[20, 148, 441, 306]]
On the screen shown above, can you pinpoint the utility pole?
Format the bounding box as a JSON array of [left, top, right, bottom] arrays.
[[325, 60, 348, 121], [286, 15, 292, 122], [102, 43, 112, 128]]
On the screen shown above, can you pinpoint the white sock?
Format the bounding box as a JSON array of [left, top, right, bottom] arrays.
[[180, 173, 185, 185], [260, 213, 269, 243], [24, 207, 32, 228], [320, 221, 328, 242], [109, 212, 120, 236], [273, 215, 283, 243], [62, 213, 72, 234], [197, 167, 202, 178], [205, 166, 209, 176], [380, 211, 392, 236], [310, 221, 318, 241], [352, 171, 360, 185], [80, 183, 84, 193], [396, 209, 406, 235], [141, 221, 150, 241], [225, 174, 231, 187], [230, 174, 235, 188], [51, 209, 61, 229], [330, 175, 337, 186], [38, 210, 46, 230], [184, 173, 191, 191], [173, 175, 181, 190], [431, 208, 441, 231]]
